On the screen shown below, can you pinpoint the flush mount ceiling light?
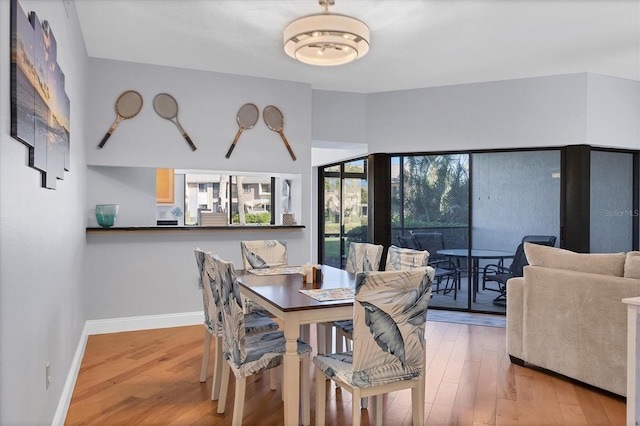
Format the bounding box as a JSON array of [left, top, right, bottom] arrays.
[[283, 0, 370, 66]]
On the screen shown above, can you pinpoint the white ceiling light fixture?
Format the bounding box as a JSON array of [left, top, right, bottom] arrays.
[[283, 0, 370, 66]]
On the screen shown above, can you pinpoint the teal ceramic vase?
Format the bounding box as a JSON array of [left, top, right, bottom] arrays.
[[95, 204, 119, 227]]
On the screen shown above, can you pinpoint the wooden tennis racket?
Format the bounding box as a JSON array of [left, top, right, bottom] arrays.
[[263, 105, 296, 161], [153, 93, 197, 151], [98, 90, 143, 148]]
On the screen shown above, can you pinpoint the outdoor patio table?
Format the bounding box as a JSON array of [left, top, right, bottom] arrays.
[[437, 249, 515, 302]]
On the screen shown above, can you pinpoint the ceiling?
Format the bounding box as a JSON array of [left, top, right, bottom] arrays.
[[74, 0, 640, 94]]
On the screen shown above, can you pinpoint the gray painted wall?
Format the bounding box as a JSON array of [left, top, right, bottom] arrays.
[[84, 59, 315, 322], [0, 1, 88, 424], [0, 3, 637, 423]]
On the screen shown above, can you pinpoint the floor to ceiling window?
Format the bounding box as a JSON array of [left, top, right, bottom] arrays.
[[318, 146, 638, 315]]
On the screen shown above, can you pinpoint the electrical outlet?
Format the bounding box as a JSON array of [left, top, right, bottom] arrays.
[[45, 362, 51, 390]]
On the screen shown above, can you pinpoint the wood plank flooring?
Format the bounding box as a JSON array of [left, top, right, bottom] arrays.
[[64, 320, 625, 425]]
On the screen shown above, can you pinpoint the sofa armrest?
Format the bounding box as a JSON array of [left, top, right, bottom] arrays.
[[506, 277, 524, 360]]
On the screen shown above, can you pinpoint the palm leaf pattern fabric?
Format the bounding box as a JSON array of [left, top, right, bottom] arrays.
[[345, 242, 384, 274], [210, 255, 311, 379], [194, 248, 217, 334], [314, 267, 435, 388], [385, 245, 429, 271], [198, 250, 278, 337], [240, 240, 288, 270]]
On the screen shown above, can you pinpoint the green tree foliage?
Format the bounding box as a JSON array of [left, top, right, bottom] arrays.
[[401, 155, 469, 226]]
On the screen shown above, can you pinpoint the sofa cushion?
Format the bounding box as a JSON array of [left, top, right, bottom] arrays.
[[524, 242, 626, 277], [625, 251, 640, 279]]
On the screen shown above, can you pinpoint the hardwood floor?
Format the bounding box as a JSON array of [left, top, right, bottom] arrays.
[[64, 320, 625, 425]]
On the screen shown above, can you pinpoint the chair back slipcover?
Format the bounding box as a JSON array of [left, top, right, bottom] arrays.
[[240, 240, 288, 270], [194, 248, 219, 334], [210, 254, 312, 378], [315, 267, 435, 388], [345, 242, 383, 274], [385, 245, 429, 271]]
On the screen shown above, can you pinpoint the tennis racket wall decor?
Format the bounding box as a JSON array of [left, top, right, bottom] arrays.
[[226, 103, 259, 158], [263, 105, 296, 161], [153, 93, 197, 151], [98, 90, 143, 148]]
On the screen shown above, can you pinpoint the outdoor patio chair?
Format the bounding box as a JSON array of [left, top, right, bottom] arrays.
[[314, 267, 435, 426], [411, 232, 460, 298], [481, 236, 556, 305]]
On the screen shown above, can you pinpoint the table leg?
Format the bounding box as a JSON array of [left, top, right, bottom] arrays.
[[283, 313, 301, 426]]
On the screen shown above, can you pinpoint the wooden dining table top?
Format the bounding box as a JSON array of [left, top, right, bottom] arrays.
[[236, 265, 356, 312]]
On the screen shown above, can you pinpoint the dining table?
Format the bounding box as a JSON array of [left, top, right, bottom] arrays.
[[236, 264, 356, 426], [436, 248, 515, 302]]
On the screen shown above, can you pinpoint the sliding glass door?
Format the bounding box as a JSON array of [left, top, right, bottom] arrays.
[[319, 159, 368, 269]]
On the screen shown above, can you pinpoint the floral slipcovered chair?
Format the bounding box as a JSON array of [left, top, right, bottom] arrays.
[[240, 240, 288, 270], [345, 242, 383, 274], [314, 267, 435, 426], [240, 240, 288, 316], [194, 249, 278, 402], [385, 244, 429, 271], [209, 254, 312, 426], [334, 242, 385, 356]]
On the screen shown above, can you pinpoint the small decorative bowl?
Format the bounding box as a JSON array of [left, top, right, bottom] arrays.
[[95, 204, 119, 227]]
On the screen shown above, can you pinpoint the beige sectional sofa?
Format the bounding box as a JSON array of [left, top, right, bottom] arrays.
[[507, 243, 640, 396]]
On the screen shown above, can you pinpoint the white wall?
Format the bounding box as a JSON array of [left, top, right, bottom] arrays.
[[365, 74, 591, 153], [586, 73, 640, 149], [0, 1, 88, 424]]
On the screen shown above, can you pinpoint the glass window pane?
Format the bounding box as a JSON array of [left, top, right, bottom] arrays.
[[471, 150, 560, 313], [590, 151, 634, 252]]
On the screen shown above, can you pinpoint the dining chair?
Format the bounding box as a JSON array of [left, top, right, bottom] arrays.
[[314, 267, 435, 426], [239, 240, 288, 316], [385, 244, 429, 271], [240, 239, 288, 270], [334, 242, 384, 353], [345, 242, 384, 274], [335, 244, 428, 360], [209, 254, 312, 426], [194, 248, 279, 401]]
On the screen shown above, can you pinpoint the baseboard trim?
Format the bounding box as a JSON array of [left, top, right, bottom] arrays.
[[52, 311, 204, 425], [85, 311, 204, 335], [52, 322, 89, 426]]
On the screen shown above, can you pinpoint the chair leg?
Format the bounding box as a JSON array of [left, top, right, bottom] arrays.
[[412, 379, 425, 426], [200, 329, 211, 383], [217, 360, 231, 414], [301, 358, 310, 426], [336, 329, 345, 353], [232, 377, 246, 426], [211, 335, 223, 400], [374, 395, 383, 426], [352, 388, 362, 425], [315, 366, 326, 426], [270, 367, 278, 391]]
